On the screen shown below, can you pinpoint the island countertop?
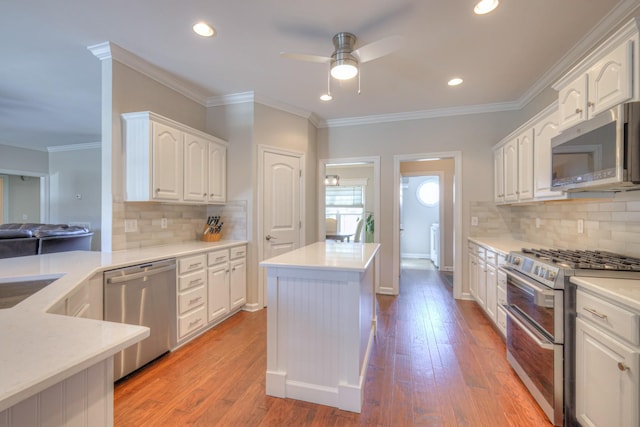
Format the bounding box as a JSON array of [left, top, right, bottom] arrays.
[[260, 241, 380, 272], [0, 239, 246, 412]]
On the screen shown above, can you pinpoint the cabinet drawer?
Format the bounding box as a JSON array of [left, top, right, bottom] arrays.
[[178, 306, 206, 339], [208, 249, 229, 266], [496, 253, 507, 266], [230, 245, 246, 260], [577, 289, 639, 345], [178, 285, 206, 314], [497, 306, 507, 336], [485, 250, 496, 266], [178, 269, 206, 291], [178, 254, 206, 274], [477, 246, 486, 260]]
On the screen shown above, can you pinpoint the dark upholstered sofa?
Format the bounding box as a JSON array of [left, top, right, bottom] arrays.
[[0, 223, 93, 259]]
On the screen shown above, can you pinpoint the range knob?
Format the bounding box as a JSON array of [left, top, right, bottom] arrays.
[[512, 257, 521, 266], [539, 267, 546, 278], [547, 271, 556, 281], [533, 265, 540, 275]]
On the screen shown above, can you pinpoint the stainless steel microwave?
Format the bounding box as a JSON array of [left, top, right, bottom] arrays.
[[551, 101, 640, 192]]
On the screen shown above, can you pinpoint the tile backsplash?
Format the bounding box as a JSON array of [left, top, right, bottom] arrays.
[[470, 191, 640, 258], [112, 200, 247, 251]]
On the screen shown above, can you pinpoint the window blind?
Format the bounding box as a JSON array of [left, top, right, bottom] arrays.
[[326, 186, 364, 208]]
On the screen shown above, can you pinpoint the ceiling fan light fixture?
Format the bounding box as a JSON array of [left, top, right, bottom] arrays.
[[320, 94, 333, 101], [331, 57, 358, 80], [448, 77, 463, 86], [474, 0, 499, 15], [192, 22, 215, 37]]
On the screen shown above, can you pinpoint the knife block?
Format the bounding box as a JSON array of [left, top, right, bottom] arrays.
[[202, 232, 222, 242]]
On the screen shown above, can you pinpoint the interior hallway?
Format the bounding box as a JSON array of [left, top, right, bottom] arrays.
[[114, 266, 550, 426]]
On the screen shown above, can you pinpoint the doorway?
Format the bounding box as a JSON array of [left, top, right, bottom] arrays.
[[393, 152, 462, 299], [400, 173, 443, 272]]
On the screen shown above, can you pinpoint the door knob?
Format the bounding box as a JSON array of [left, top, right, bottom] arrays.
[[266, 235, 277, 241]]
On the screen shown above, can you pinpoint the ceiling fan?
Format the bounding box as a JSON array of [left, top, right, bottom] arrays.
[[281, 32, 401, 99]]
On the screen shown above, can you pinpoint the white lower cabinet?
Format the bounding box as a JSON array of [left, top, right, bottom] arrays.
[[575, 288, 640, 427], [485, 262, 497, 322], [176, 244, 247, 345], [48, 272, 103, 320]]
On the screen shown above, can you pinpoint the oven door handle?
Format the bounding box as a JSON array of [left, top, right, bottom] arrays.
[[501, 267, 554, 296], [504, 304, 554, 350]]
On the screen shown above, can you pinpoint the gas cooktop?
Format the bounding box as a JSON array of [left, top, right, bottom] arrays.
[[504, 248, 640, 289]]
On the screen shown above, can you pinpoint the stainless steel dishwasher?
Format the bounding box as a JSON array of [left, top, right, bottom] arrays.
[[104, 258, 176, 381]]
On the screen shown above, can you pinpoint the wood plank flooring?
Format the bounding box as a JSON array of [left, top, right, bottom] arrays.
[[114, 268, 551, 426]]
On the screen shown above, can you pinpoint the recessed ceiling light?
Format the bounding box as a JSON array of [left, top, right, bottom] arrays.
[[448, 78, 463, 86], [193, 22, 215, 37], [474, 0, 499, 15], [320, 94, 333, 101]]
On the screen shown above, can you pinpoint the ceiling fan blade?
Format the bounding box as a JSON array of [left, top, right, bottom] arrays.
[[353, 35, 402, 63], [280, 52, 331, 64]]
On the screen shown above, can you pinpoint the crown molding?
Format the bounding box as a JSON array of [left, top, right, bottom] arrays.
[[205, 92, 321, 127], [87, 41, 211, 106], [321, 101, 521, 128], [47, 142, 101, 153]]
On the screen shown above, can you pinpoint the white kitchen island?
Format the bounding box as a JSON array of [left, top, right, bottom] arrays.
[[260, 241, 380, 413]]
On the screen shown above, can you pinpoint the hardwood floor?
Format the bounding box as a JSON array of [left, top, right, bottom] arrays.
[[114, 268, 551, 426]]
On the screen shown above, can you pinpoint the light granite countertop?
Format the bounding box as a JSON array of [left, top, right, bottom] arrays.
[[0, 240, 246, 412], [467, 237, 539, 255], [571, 276, 640, 312], [260, 241, 380, 272]]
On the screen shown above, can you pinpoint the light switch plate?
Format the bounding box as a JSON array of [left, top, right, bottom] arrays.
[[471, 216, 478, 226], [577, 219, 584, 234], [161, 218, 168, 229]]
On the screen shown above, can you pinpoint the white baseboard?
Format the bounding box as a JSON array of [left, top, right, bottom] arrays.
[[242, 302, 262, 312], [400, 252, 429, 259]]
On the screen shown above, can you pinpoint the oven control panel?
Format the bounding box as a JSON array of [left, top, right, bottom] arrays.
[[505, 252, 562, 289]]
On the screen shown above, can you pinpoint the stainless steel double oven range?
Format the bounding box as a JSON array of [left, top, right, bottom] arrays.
[[501, 249, 640, 426]]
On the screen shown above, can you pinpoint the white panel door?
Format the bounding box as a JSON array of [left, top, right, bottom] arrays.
[[208, 141, 226, 203], [263, 151, 301, 261], [207, 263, 230, 323], [558, 75, 588, 131], [534, 108, 561, 198], [152, 121, 182, 201], [503, 139, 518, 202], [588, 40, 633, 116], [517, 129, 534, 201], [183, 133, 208, 202]]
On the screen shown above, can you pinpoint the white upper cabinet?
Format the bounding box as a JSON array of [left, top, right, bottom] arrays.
[[183, 133, 209, 203], [516, 129, 534, 201], [554, 19, 638, 131], [533, 104, 564, 200], [493, 146, 505, 203], [207, 141, 227, 204], [503, 138, 518, 203], [122, 112, 227, 204], [152, 121, 183, 201]]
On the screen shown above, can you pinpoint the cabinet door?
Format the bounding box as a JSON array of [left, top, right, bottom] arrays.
[[588, 40, 633, 117], [533, 108, 563, 199], [207, 141, 227, 204], [152, 121, 183, 201], [558, 74, 588, 131], [503, 139, 519, 202], [207, 263, 230, 323], [494, 147, 505, 203], [576, 318, 639, 427], [469, 252, 478, 299], [476, 258, 486, 309], [517, 129, 534, 201], [229, 258, 246, 311], [183, 133, 209, 202], [485, 263, 497, 322]]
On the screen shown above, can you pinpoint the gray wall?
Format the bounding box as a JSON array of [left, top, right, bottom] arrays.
[[5, 175, 40, 223], [49, 146, 101, 250], [0, 144, 48, 175]]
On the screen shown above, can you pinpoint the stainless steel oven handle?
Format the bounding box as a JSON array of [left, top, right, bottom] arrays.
[[505, 304, 554, 350], [501, 267, 554, 296]]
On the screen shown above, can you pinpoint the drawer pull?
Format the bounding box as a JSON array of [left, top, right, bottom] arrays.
[[189, 278, 202, 285], [583, 306, 608, 320], [189, 318, 202, 327], [216, 257, 225, 261], [189, 263, 202, 269], [618, 362, 630, 372], [189, 297, 202, 305]]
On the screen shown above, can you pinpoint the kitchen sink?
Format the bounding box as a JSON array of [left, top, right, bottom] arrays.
[[0, 275, 62, 309]]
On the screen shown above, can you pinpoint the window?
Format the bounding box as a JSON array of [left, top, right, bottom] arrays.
[[417, 180, 439, 206], [325, 181, 366, 235]]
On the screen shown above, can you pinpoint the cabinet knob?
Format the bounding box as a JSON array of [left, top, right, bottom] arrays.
[[575, 108, 583, 114], [203, 193, 207, 197], [618, 362, 630, 372], [156, 188, 160, 194], [587, 101, 594, 108]]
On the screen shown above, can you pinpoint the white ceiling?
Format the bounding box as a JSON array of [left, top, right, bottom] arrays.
[[1, 0, 637, 151]]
